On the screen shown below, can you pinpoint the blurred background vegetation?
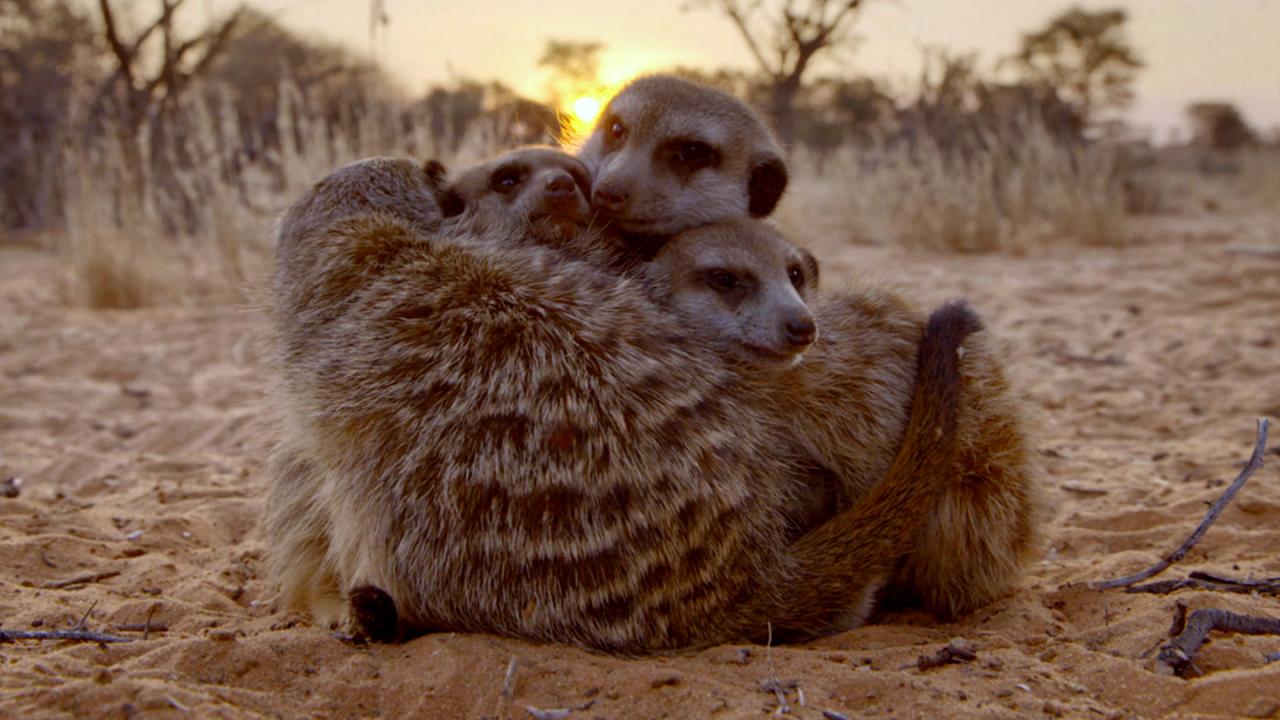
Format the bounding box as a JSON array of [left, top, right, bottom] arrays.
[[2, 0, 1276, 307]]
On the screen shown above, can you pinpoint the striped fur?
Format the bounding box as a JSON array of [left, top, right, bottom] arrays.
[[264, 157, 980, 650]]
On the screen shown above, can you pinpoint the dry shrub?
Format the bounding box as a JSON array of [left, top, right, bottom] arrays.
[[1240, 147, 1280, 210], [54, 80, 514, 309], [779, 115, 1128, 254]]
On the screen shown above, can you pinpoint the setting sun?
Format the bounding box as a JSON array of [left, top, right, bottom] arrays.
[[572, 95, 603, 125]]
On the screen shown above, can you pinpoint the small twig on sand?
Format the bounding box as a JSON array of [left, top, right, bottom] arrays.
[[912, 640, 978, 671], [489, 656, 517, 720], [524, 700, 595, 720], [72, 600, 99, 632], [502, 656, 519, 701], [759, 622, 796, 716], [115, 605, 165, 639], [1156, 608, 1280, 677], [114, 622, 169, 635], [747, 620, 798, 712], [1141, 600, 1188, 659], [41, 570, 121, 590], [0, 628, 133, 644], [1169, 600, 1189, 638], [1092, 418, 1269, 590], [1128, 576, 1280, 596], [1190, 570, 1280, 589]]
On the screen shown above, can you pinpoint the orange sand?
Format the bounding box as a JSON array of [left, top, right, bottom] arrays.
[[2, 213, 1278, 719]]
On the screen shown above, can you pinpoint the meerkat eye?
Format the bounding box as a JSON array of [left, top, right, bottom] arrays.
[[705, 269, 739, 293], [609, 120, 626, 141], [674, 141, 716, 171], [491, 167, 523, 193], [788, 265, 805, 289]]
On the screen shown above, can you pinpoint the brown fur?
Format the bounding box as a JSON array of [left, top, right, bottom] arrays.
[[264, 157, 977, 650], [645, 221, 1044, 619]]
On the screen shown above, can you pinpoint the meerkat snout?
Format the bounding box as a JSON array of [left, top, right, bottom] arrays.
[[645, 217, 820, 365], [545, 170, 582, 199], [784, 314, 817, 349], [591, 178, 629, 213]]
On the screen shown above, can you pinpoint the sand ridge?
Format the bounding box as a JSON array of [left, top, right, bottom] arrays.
[[1, 216, 1278, 719]]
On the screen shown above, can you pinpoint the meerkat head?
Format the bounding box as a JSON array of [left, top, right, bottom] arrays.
[[577, 75, 788, 237], [645, 217, 819, 366], [440, 146, 594, 246]]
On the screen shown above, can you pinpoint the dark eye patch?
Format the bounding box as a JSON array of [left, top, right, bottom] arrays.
[[706, 269, 739, 292], [665, 140, 721, 177], [490, 164, 525, 193]]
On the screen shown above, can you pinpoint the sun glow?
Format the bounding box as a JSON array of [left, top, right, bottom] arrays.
[[572, 96, 603, 125]]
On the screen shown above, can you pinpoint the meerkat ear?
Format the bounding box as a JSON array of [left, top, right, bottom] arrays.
[[748, 154, 788, 217], [423, 159, 448, 185], [800, 247, 820, 290], [422, 159, 465, 217]]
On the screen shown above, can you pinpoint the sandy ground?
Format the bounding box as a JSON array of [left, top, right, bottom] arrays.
[[2, 212, 1279, 720]]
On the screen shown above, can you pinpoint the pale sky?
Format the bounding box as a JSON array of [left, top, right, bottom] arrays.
[[217, 0, 1279, 139]]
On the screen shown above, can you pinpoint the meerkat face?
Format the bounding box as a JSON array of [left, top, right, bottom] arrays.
[[441, 147, 593, 245], [647, 218, 819, 366], [577, 75, 788, 237]]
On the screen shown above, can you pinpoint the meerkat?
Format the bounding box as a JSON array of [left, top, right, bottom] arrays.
[[265, 156, 982, 650], [437, 146, 598, 252], [642, 218, 1044, 619], [576, 75, 788, 253]]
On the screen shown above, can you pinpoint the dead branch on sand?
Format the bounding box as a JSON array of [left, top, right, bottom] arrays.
[[0, 628, 133, 644], [40, 570, 122, 589], [1091, 418, 1269, 590], [1155, 608, 1280, 677], [913, 640, 978, 671]]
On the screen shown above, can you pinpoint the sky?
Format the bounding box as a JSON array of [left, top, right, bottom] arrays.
[[210, 0, 1279, 139]]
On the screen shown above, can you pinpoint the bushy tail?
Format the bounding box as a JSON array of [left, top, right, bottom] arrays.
[[734, 299, 984, 639]]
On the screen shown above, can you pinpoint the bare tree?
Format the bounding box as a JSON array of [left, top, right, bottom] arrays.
[[94, 0, 248, 128], [693, 0, 874, 147], [538, 40, 604, 107], [1007, 6, 1142, 125], [0, 0, 103, 230], [91, 0, 250, 231]]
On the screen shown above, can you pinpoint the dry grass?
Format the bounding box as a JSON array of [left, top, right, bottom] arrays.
[[48, 77, 562, 310], [61, 92, 1277, 307], [779, 117, 1129, 254]]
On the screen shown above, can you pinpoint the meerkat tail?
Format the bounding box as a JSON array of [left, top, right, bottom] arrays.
[[731, 299, 984, 639]]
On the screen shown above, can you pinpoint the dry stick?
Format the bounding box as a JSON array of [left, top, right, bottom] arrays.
[[72, 600, 99, 631], [1156, 608, 1280, 677], [1128, 577, 1280, 596], [0, 628, 133, 644], [762, 623, 790, 716], [1189, 570, 1280, 588], [41, 570, 122, 589], [1092, 418, 1270, 591]]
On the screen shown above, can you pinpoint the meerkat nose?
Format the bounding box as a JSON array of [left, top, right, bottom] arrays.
[[545, 172, 577, 198], [592, 181, 629, 211], [784, 316, 817, 348]]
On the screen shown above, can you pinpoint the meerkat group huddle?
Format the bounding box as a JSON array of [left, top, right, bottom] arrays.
[[264, 75, 1043, 651]]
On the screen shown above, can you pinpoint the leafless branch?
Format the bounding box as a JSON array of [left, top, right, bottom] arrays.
[[1092, 418, 1270, 590], [1156, 608, 1280, 677]]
